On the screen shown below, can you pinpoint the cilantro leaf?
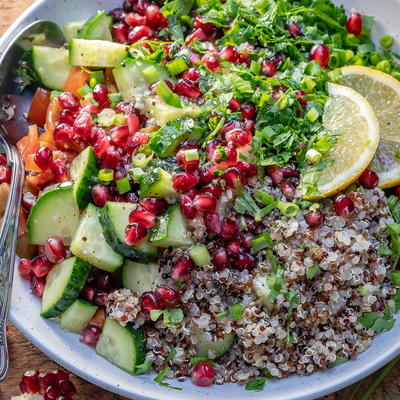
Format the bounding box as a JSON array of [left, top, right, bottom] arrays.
[[245, 378, 266, 392], [306, 265, 320, 279]]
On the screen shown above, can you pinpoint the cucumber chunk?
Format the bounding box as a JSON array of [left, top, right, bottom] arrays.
[[96, 317, 146, 374], [41, 257, 91, 318], [70, 204, 124, 272], [99, 202, 157, 262], [122, 260, 164, 295], [64, 21, 85, 41], [195, 330, 235, 359], [139, 167, 175, 199], [60, 299, 98, 333], [69, 39, 128, 68], [30, 46, 70, 90], [149, 121, 188, 157], [252, 274, 274, 312], [149, 205, 192, 248], [189, 244, 211, 266], [113, 58, 172, 100], [27, 181, 80, 246], [70, 146, 98, 209], [78, 11, 113, 41]]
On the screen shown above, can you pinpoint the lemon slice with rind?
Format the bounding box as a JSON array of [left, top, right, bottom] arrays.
[[341, 65, 400, 188], [308, 82, 380, 198]]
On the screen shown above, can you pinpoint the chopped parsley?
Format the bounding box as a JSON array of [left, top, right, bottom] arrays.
[[245, 377, 267, 392]]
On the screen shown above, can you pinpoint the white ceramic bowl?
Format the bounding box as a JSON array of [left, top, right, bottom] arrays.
[[6, 1, 400, 399]]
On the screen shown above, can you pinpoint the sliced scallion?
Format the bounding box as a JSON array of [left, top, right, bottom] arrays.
[[98, 168, 114, 182], [77, 83, 92, 98], [251, 232, 273, 252], [277, 201, 300, 217], [132, 152, 154, 168], [142, 65, 161, 83], [166, 58, 188, 76], [116, 177, 131, 194], [184, 148, 199, 161]]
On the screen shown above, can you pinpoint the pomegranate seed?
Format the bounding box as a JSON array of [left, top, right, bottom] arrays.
[[235, 252, 255, 271], [288, 21, 301, 37], [219, 45, 238, 62], [34, 147, 53, 171], [309, 44, 330, 68], [97, 273, 112, 291], [262, 61, 276, 77], [191, 363, 215, 387], [188, 28, 207, 44], [295, 90, 307, 106], [128, 25, 153, 43], [140, 197, 168, 214], [346, 9, 363, 36], [82, 104, 99, 115], [44, 237, 66, 263], [58, 92, 80, 112], [172, 172, 199, 191], [31, 275, 46, 297], [304, 210, 323, 228], [229, 98, 241, 112], [395, 186, 400, 198], [241, 232, 254, 249], [92, 184, 113, 207], [212, 144, 237, 167], [73, 111, 93, 137], [0, 165, 11, 184], [0, 153, 6, 165], [155, 285, 180, 308], [358, 169, 379, 189], [193, 193, 217, 213], [125, 223, 148, 245], [199, 164, 219, 184], [93, 135, 110, 158], [133, 0, 150, 15], [82, 285, 96, 302], [18, 258, 32, 279], [171, 254, 194, 280], [140, 291, 163, 314], [180, 193, 197, 219], [115, 101, 135, 115], [92, 84, 109, 105], [31, 254, 52, 277], [38, 372, 58, 395], [125, 12, 146, 26], [51, 160, 69, 182], [184, 67, 200, 82], [54, 123, 74, 142], [203, 212, 221, 235], [112, 22, 129, 43], [212, 248, 229, 268], [129, 206, 156, 228], [59, 109, 76, 125], [240, 104, 256, 120], [220, 218, 238, 241], [223, 167, 245, 189], [126, 114, 140, 134], [145, 5, 162, 29], [59, 380, 76, 396], [333, 195, 355, 217], [54, 369, 69, 381], [110, 125, 130, 147], [227, 240, 241, 255], [44, 385, 60, 400], [93, 291, 107, 306], [189, 48, 201, 64], [268, 165, 284, 185], [20, 370, 40, 394], [56, 397, 73, 400], [236, 161, 257, 178], [202, 184, 222, 199], [174, 79, 201, 101], [205, 140, 218, 161], [176, 149, 200, 171], [282, 167, 299, 178], [21, 192, 36, 213], [80, 324, 101, 346], [100, 146, 122, 169], [281, 182, 296, 200], [225, 128, 252, 146], [193, 16, 215, 34], [202, 53, 220, 71]]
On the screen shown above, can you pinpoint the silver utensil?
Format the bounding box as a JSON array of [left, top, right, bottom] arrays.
[[0, 20, 65, 382]]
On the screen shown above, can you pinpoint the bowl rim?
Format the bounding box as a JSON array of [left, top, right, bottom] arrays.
[[4, 1, 400, 399]]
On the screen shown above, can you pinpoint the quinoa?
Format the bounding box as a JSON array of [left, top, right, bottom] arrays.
[[106, 187, 397, 384]]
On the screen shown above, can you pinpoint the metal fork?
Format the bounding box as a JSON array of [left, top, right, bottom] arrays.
[[0, 20, 65, 382]]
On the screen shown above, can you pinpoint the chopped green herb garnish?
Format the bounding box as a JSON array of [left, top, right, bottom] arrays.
[[245, 378, 266, 392]]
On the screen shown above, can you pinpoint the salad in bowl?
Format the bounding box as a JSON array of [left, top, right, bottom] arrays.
[[12, 0, 400, 393]]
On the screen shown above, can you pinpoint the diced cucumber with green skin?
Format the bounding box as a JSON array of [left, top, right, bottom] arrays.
[[195, 330, 235, 358], [30, 46, 70, 90], [122, 260, 164, 295], [78, 11, 113, 41], [149, 205, 192, 248], [69, 39, 129, 68], [149, 121, 188, 158], [189, 244, 211, 266], [139, 167, 175, 199], [60, 299, 98, 333], [145, 97, 201, 126], [147, 157, 180, 174], [70, 146, 98, 209], [64, 21, 85, 41], [113, 58, 172, 100], [96, 318, 146, 375], [99, 202, 157, 262], [27, 181, 80, 246], [41, 257, 91, 319], [70, 204, 123, 272]]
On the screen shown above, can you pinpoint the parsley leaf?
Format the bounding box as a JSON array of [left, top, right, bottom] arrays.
[[358, 309, 395, 332], [245, 378, 266, 391], [306, 265, 320, 279], [154, 367, 182, 391]]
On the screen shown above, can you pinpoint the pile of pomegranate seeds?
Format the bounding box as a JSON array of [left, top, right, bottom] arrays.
[[19, 369, 77, 399]]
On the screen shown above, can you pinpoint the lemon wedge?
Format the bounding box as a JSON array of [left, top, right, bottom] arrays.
[[306, 82, 380, 198], [341, 65, 400, 188]]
